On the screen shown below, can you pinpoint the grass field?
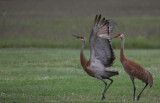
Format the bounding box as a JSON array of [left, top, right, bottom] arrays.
[[0, 1, 160, 103], [0, 48, 160, 103]]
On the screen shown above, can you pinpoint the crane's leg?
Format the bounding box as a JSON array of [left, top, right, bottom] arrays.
[[101, 79, 107, 100], [101, 79, 113, 100], [130, 77, 136, 101], [137, 83, 148, 101], [106, 79, 113, 91]]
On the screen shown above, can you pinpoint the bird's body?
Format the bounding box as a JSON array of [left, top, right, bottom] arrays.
[[80, 46, 118, 79], [113, 33, 153, 101], [73, 15, 118, 100], [121, 58, 153, 86]]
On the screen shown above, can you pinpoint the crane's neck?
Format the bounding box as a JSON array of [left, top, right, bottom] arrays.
[[81, 39, 85, 52], [80, 39, 88, 68], [120, 36, 127, 62]]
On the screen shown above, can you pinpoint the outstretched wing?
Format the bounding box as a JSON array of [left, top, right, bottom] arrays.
[[89, 14, 116, 67]]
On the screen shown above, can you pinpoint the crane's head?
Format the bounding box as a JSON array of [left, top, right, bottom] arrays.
[[72, 35, 85, 40], [112, 33, 124, 39]]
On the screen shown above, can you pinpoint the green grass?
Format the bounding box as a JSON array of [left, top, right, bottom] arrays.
[[0, 48, 160, 103]]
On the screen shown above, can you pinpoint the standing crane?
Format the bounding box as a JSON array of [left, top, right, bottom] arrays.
[[73, 15, 119, 100], [112, 33, 153, 101]]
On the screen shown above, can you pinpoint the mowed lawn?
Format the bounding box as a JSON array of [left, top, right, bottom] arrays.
[[0, 48, 160, 103]]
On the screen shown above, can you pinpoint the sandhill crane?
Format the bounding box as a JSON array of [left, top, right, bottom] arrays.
[[112, 33, 153, 101], [73, 15, 119, 100]]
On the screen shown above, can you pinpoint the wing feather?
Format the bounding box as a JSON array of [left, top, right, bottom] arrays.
[[89, 15, 116, 67]]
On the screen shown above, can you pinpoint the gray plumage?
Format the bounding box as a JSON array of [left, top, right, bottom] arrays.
[[89, 14, 116, 68], [73, 15, 118, 100]]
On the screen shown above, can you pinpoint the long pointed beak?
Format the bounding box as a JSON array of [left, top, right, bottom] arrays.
[[111, 35, 118, 39], [72, 34, 81, 39]]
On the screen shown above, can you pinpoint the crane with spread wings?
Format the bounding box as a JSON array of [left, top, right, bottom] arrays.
[[73, 14, 119, 100]]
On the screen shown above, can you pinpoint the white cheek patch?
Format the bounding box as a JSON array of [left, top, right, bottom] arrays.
[[118, 35, 122, 38]]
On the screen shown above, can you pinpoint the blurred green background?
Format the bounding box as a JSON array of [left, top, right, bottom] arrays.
[[0, 0, 160, 48]]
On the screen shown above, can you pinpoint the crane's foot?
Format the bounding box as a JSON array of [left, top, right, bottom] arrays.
[[137, 95, 140, 101], [133, 97, 135, 101], [102, 95, 105, 100]]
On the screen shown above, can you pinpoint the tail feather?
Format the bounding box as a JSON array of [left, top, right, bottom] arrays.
[[105, 69, 119, 77], [147, 71, 153, 87], [111, 70, 119, 76]]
